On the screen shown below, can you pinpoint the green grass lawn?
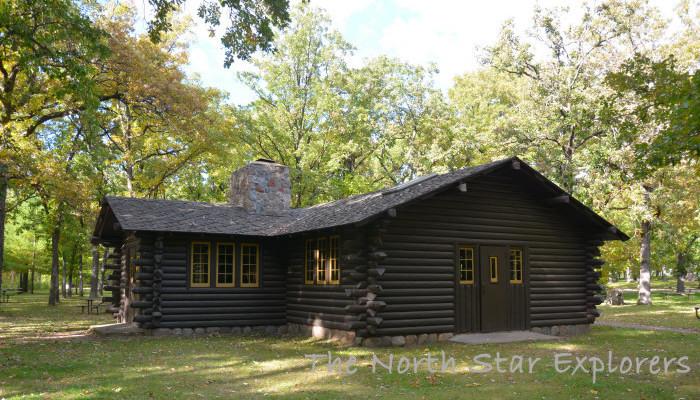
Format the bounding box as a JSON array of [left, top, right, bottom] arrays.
[[1, 292, 699, 399], [598, 291, 700, 330]]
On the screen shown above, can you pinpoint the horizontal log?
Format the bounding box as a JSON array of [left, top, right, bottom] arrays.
[[162, 313, 285, 322], [158, 320, 286, 328], [373, 325, 454, 335], [134, 315, 152, 323], [162, 299, 284, 307], [379, 295, 454, 304], [345, 304, 367, 314], [531, 312, 588, 320], [530, 318, 589, 327], [531, 306, 586, 313], [381, 310, 453, 320], [530, 299, 585, 306]]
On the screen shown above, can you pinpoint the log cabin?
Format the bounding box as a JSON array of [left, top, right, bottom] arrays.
[[92, 157, 628, 345]]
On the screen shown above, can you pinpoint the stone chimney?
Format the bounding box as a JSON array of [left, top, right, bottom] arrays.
[[228, 159, 291, 214]]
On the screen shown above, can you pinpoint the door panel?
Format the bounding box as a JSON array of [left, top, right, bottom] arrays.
[[480, 246, 509, 332], [455, 245, 479, 332]]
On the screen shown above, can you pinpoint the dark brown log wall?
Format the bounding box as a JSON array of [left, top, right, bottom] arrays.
[[130, 233, 286, 328], [284, 226, 366, 332], [371, 169, 601, 336]]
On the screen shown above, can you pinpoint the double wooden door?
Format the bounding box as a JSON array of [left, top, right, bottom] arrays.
[[455, 245, 527, 333]]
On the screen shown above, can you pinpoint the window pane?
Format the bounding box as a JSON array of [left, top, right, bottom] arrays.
[[317, 238, 327, 283], [217, 244, 234, 286], [191, 243, 209, 286], [459, 247, 474, 284], [510, 249, 523, 283], [329, 236, 339, 284], [489, 256, 498, 283], [241, 244, 259, 287]]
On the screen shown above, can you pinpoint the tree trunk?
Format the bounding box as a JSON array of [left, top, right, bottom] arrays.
[[637, 218, 652, 305], [62, 258, 68, 298], [30, 268, 34, 294], [49, 225, 61, 305], [676, 275, 685, 293], [0, 163, 6, 291], [625, 267, 632, 282], [90, 245, 99, 298], [78, 253, 84, 297]]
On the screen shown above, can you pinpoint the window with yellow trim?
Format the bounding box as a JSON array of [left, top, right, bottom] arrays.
[[509, 248, 523, 284], [316, 238, 328, 283], [304, 235, 340, 285], [240, 244, 259, 288], [304, 239, 315, 284], [216, 243, 235, 287], [458, 247, 475, 284], [329, 236, 339, 284], [489, 256, 498, 283], [190, 242, 210, 287]]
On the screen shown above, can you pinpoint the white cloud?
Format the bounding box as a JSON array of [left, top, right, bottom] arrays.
[[127, 0, 687, 104]]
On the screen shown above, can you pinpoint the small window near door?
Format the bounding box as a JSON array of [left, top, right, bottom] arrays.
[[458, 247, 475, 284], [489, 256, 498, 283], [510, 248, 523, 284]]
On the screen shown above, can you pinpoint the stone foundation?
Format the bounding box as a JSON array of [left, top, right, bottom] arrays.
[[530, 324, 590, 337], [286, 323, 356, 345], [146, 325, 288, 337], [142, 324, 587, 345], [355, 332, 454, 347]]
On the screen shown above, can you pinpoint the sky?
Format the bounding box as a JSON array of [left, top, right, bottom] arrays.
[[134, 0, 682, 105]]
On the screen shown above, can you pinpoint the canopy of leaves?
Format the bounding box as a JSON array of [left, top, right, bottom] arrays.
[[147, 0, 291, 67]]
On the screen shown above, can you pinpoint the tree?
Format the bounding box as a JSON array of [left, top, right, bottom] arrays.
[[595, 1, 700, 304], [147, 0, 291, 67], [236, 4, 462, 206], [94, 7, 225, 198], [481, 1, 664, 193], [0, 0, 109, 291]]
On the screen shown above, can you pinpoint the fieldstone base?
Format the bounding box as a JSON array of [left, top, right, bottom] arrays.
[[286, 323, 356, 345], [531, 324, 590, 337], [356, 332, 453, 348], [144, 325, 288, 337]]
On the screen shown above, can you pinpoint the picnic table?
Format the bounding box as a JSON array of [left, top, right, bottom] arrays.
[[79, 298, 96, 314], [78, 297, 107, 314], [0, 288, 23, 303]]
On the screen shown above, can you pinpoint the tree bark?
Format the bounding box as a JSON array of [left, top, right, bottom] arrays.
[[0, 163, 6, 291], [78, 253, 83, 297], [49, 225, 61, 305], [90, 245, 99, 298], [30, 268, 34, 294], [637, 218, 652, 305], [62, 257, 68, 298], [676, 275, 685, 293]]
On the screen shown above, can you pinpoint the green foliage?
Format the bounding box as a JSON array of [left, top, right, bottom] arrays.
[[148, 0, 291, 67], [235, 3, 468, 206], [607, 55, 700, 167]]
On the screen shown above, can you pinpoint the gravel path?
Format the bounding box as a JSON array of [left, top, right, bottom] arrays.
[[595, 320, 700, 334]]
